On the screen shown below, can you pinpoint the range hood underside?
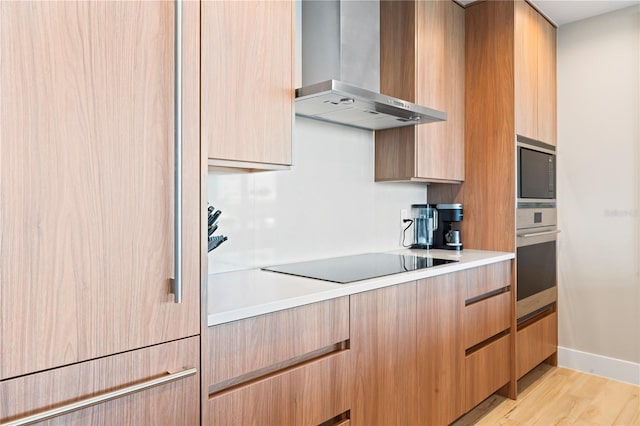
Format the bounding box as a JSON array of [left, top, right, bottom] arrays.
[[295, 80, 447, 131]]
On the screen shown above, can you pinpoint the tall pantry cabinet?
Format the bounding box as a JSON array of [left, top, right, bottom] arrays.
[[431, 0, 558, 389], [0, 1, 201, 424]]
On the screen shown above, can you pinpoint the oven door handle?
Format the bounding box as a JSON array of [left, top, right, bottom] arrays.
[[519, 230, 561, 238]]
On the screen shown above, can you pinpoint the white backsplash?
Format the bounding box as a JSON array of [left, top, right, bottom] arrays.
[[208, 117, 427, 273]]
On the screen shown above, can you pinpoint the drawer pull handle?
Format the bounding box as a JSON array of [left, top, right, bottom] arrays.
[[1, 368, 197, 426], [170, 0, 183, 303], [519, 229, 561, 238]]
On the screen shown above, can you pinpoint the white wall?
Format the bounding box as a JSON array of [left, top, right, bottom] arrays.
[[557, 5, 640, 368], [207, 117, 427, 273]]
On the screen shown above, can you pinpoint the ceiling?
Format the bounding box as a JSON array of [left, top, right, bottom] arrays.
[[460, 0, 640, 27]]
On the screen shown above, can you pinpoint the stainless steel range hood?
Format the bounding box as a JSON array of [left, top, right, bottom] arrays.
[[296, 0, 446, 131], [295, 80, 446, 131]]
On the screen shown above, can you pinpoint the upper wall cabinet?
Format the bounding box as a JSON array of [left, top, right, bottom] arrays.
[[515, 0, 557, 145], [202, 0, 294, 170], [375, 0, 465, 184]]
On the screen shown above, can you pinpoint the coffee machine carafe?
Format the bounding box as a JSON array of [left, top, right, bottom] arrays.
[[410, 204, 438, 249], [434, 203, 463, 250]]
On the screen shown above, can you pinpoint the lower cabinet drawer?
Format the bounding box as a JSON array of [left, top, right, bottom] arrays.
[[465, 261, 511, 301], [209, 297, 349, 386], [517, 312, 557, 379], [464, 291, 511, 349], [465, 334, 510, 412], [208, 350, 351, 426], [0, 337, 200, 425]]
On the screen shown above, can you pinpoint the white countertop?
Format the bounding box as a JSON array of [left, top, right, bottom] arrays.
[[207, 249, 514, 326]]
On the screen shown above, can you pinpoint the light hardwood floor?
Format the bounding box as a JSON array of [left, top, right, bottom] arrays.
[[453, 364, 640, 425]]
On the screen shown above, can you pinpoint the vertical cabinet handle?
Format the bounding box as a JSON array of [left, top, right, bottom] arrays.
[[171, 0, 183, 304], [0, 368, 197, 426]]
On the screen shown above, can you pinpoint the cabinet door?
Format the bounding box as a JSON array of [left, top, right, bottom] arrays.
[[208, 351, 350, 426], [350, 283, 418, 426], [376, 0, 464, 183], [517, 312, 557, 378], [417, 273, 465, 425], [0, 337, 200, 425], [206, 298, 351, 425], [202, 0, 293, 166], [415, 0, 465, 182], [514, 0, 538, 140], [0, 0, 200, 380], [208, 297, 349, 387], [537, 14, 557, 146], [465, 334, 511, 411]]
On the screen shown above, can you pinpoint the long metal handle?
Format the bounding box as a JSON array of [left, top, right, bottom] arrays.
[[520, 230, 561, 238], [1, 368, 197, 426], [171, 0, 183, 303]]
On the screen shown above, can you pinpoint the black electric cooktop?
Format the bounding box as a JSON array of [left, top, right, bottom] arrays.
[[261, 253, 458, 284]]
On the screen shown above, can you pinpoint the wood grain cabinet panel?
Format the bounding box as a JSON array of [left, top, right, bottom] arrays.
[[455, 0, 517, 253], [350, 282, 418, 426], [465, 334, 511, 412], [205, 299, 350, 425], [514, 0, 539, 141], [514, 0, 557, 145], [0, 337, 200, 425], [376, 0, 464, 183], [461, 261, 515, 410], [202, 0, 294, 167], [517, 312, 558, 378], [349, 264, 514, 423], [208, 297, 349, 387], [440, 0, 557, 403], [458, 0, 557, 248], [416, 273, 465, 426], [208, 351, 350, 426], [537, 13, 557, 145], [0, 0, 200, 380], [464, 292, 512, 349], [464, 261, 512, 301]]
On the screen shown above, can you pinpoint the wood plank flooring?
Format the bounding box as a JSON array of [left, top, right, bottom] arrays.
[[453, 364, 640, 425]]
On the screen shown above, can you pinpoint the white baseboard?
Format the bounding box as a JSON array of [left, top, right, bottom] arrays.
[[558, 346, 640, 386]]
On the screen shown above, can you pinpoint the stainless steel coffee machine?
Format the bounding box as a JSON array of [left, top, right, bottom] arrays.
[[410, 204, 438, 249], [433, 203, 463, 250]]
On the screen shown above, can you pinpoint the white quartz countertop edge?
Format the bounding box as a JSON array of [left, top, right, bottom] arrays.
[[208, 249, 515, 326]]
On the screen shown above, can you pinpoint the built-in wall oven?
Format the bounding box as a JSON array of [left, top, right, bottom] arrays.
[[516, 136, 559, 323]]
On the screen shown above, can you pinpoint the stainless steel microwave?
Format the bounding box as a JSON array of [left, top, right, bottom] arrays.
[[517, 135, 556, 204]]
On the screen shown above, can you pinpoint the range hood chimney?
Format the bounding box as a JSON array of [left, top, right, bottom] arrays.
[[296, 0, 446, 131]]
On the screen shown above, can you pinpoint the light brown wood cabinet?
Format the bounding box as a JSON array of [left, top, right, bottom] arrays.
[[375, 0, 465, 183], [202, 0, 294, 169], [536, 9, 558, 145], [0, 337, 200, 425], [517, 311, 558, 379], [462, 262, 514, 409], [515, 0, 557, 145], [350, 283, 419, 425], [209, 351, 350, 426], [464, 291, 512, 348], [206, 298, 351, 425], [351, 261, 513, 426], [416, 273, 465, 425], [0, 0, 201, 422], [439, 0, 558, 396], [432, 0, 557, 250], [465, 334, 512, 411]]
